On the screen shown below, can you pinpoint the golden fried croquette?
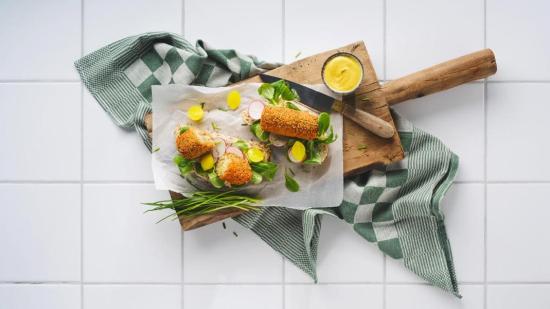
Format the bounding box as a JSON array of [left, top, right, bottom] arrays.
[[216, 153, 252, 185], [176, 127, 215, 160], [260, 106, 318, 140]]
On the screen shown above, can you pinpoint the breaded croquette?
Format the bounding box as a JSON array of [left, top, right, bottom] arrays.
[[216, 153, 252, 185], [260, 106, 318, 140], [176, 127, 215, 160]]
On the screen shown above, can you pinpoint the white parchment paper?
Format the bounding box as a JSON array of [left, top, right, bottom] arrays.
[[151, 84, 343, 209]]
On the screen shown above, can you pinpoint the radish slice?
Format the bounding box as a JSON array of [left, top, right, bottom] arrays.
[[248, 100, 265, 120], [226, 146, 244, 158], [212, 140, 226, 159], [269, 133, 287, 147]]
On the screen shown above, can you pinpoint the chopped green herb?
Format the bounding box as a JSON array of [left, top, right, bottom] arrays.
[[284, 168, 300, 192], [357, 144, 368, 150], [217, 107, 228, 111], [222, 222, 226, 229], [294, 51, 302, 59], [233, 139, 250, 151], [179, 126, 189, 135], [152, 147, 160, 153], [288, 167, 296, 176], [211, 121, 221, 132], [286, 101, 300, 110], [200, 102, 206, 109], [233, 231, 239, 237]]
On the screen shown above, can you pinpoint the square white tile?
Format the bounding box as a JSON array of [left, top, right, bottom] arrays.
[[488, 285, 550, 309], [0, 0, 81, 80], [0, 83, 81, 181], [184, 285, 282, 309], [185, 0, 283, 62], [386, 284, 483, 309], [285, 216, 384, 283], [386, 184, 485, 283], [0, 284, 80, 309], [83, 0, 182, 53], [386, 0, 484, 79], [442, 184, 485, 283], [83, 91, 153, 181], [393, 84, 485, 181], [284, 0, 384, 76], [183, 219, 282, 283], [487, 0, 550, 80], [487, 83, 550, 181], [83, 184, 181, 282], [487, 184, 550, 281], [285, 284, 383, 309], [84, 285, 181, 309], [0, 184, 80, 281]]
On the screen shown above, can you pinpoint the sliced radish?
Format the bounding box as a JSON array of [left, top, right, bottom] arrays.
[[269, 133, 287, 147], [226, 146, 244, 158], [212, 139, 226, 159], [248, 100, 265, 120]]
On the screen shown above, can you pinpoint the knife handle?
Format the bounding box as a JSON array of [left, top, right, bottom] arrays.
[[341, 105, 395, 139]]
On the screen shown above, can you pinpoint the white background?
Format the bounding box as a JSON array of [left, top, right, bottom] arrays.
[[1, 0, 549, 308]]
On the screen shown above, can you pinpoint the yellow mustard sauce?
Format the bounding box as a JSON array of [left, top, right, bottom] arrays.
[[323, 54, 363, 93]]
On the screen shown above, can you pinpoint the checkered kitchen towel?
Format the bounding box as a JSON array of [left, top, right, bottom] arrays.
[[76, 32, 460, 297]]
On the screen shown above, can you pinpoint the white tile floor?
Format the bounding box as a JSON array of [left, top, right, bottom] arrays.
[[1, 0, 549, 308]]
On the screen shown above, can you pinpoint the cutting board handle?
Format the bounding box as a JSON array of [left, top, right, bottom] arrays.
[[382, 49, 497, 105]]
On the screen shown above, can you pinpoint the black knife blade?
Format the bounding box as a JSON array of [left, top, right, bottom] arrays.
[[259, 74, 336, 113]]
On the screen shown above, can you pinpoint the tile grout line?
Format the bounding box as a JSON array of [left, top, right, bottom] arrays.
[[483, 0, 488, 308], [382, 0, 388, 81], [281, 0, 286, 64], [3, 281, 550, 285], [80, 0, 85, 308]]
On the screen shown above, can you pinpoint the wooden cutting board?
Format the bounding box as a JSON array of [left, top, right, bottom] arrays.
[[145, 42, 497, 230], [245, 42, 404, 176]]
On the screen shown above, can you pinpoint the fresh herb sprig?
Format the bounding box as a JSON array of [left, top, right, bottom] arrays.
[[143, 191, 260, 222], [258, 80, 299, 106], [284, 168, 300, 192]]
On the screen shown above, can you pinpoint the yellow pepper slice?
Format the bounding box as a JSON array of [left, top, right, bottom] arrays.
[[289, 141, 306, 163], [246, 147, 265, 163], [200, 153, 215, 171], [187, 104, 204, 122], [227, 90, 241, 110]]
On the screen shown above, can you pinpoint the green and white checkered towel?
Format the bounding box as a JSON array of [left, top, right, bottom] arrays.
[[76, 32, 460, 297]]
